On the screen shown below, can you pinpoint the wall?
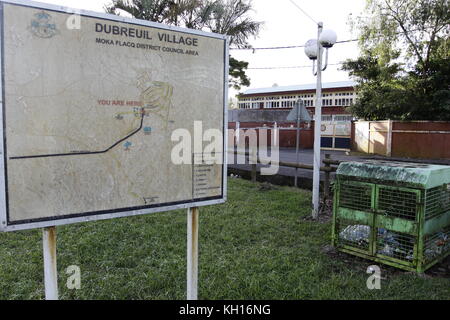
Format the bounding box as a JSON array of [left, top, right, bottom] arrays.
[[352, 121, 450, 159], [228, 122, 314, 149]]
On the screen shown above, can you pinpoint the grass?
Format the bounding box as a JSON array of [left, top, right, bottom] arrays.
[[0, 178, 448, 300]]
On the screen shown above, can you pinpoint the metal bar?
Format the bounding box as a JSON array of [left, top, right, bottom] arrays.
[[42, 226, 58, 300], [331, 179, 339, 247], [227, 150, 337, 172], [4, 198, 224, 232], [322, 158, 341, 165], [370, 184, 378, 256], [251, 164, 257, 182], [187, 207, 199, 300], [251, 149, 257, 182], [386, 119, 393, 157], [375, 130, 450, 134], [338, 247, 417, 272], [416, 192, 425, 273], [222, 37, 229, 202], [320, 147, 350, 152], [366, 130, 450, 134], [312, 22, 324, 219], [324, 154, 330, 199], [294, 103, 300, 187]]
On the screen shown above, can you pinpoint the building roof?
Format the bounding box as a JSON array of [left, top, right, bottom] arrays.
[[242, 80, 357, 96]]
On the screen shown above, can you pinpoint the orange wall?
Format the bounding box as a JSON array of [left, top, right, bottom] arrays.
[[352, 121, 450, 159], [391, 122, 450, 159], [228, 122, 314, 149]]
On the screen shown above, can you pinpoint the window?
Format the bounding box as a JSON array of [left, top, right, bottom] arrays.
[[334, 115, 353, 121]]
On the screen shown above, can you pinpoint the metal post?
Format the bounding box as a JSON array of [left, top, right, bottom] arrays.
[[294, 103, 301, 187], [324, 153, 331, 200], [386, 119, 393, 157], [187, 207, 199, 300], [251, 148, 257, 182], [312, 22, 324, 219], [42, 226, 58, 300]]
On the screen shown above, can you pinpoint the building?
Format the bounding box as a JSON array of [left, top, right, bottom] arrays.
[[237, 80, 357, 123], [233, 81, 357, 150]]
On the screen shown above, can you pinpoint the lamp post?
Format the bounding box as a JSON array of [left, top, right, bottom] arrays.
[[304, 23, 337, 219]]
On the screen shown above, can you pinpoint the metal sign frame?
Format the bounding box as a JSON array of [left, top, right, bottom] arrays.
[[0, 0, 228, 232]]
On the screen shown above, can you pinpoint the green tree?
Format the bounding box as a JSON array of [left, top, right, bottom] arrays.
[[229, 57, 250, 90], [342, 0, 450, 120], [105, 0, 261, 90]]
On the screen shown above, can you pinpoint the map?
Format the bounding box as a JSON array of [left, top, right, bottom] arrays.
[[0, 2, 226, 227]]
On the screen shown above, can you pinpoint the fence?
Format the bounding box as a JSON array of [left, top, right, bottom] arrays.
[[352, 120, 450, 159], [228, 122, 314, 149], [228, 149, 340, 199]]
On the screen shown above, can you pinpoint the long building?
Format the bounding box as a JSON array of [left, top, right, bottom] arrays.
[[237, 80, 357, 122], [233, 81, 358, 150]]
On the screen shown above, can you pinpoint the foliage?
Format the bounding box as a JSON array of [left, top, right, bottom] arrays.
[[342, 0, 450, 120], [229, 57, 250, 90], [105, 0, 262, 90]]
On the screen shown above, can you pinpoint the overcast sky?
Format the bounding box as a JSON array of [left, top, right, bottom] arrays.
[[36, 0, 367, 97]]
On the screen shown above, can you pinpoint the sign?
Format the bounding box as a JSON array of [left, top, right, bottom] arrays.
[[286, 99, 312, 122], [320, 121, 352, 150], [0, 0, 228, 231]]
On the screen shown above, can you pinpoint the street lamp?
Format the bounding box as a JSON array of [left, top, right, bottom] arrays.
[[304, 22, 337, 219]]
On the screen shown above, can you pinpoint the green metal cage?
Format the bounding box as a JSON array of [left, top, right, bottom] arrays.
[[332, 160, 450, 272]]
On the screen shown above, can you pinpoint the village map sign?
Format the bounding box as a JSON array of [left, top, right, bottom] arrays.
[[0, 0, 228, 232]]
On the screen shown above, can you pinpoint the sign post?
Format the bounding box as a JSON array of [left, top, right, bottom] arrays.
[[0, 0, 228, 300], [286, 100, 311, 188], [186, 207, 199, 300], [42, 226, 58, 300]]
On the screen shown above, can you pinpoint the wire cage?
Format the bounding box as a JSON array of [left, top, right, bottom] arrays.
[[332, 160, 450, 272]]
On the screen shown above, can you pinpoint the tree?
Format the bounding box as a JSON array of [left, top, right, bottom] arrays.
[[105, 0, 261, 90], [229, 57, 250, 90], [342, 0, 450, 120]]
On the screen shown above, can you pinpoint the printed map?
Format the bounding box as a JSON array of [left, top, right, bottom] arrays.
[[1, 3, 225, 224]]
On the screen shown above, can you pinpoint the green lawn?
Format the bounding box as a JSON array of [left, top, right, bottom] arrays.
[[0, 178, 448, 299]]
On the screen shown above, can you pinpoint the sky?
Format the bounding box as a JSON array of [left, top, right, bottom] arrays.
[[35, 0, 367, 97]]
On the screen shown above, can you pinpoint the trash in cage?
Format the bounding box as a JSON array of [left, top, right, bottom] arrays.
[[339, 225, 370, 245], [377, 228, 413, 260], [425, 232, 450, 260], [334, 161, 450, 272], [340, 225, 415, 260]]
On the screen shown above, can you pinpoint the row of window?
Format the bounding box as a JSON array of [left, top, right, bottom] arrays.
[[336, 98, 353, 106], [321, 98, 355, 106], [237, 98, 354, 109], [238, 93, 356, 109], [281, 100, 296, 107], [240, 92, 354, 102], [317, 115, 354, 121]]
